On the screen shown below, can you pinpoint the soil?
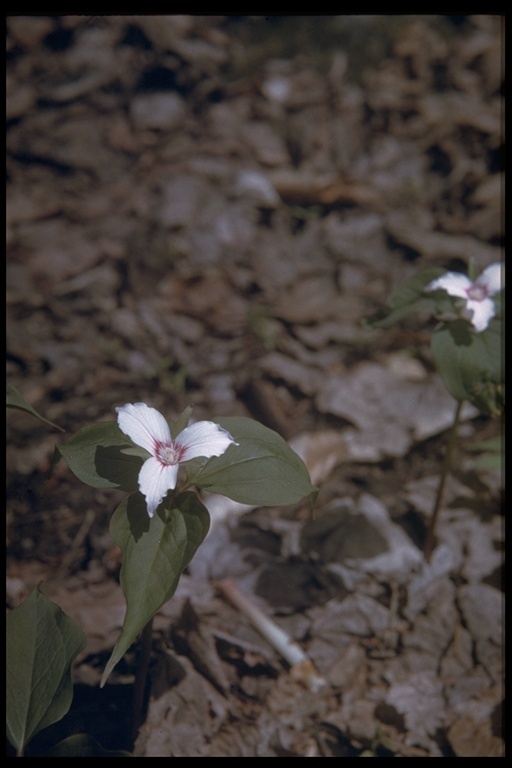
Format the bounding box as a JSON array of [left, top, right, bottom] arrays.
[[6, 15, 504, 758]]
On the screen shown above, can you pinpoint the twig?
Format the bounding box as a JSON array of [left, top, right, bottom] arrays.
[[423, 399, 464, 562], [217, 579, 326, 692]]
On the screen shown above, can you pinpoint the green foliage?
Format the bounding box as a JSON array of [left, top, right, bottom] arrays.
[[367, 266, 504, 420], [6, 587, 86, 756], [366, 267, 446, 329], [170, 404, 194, 439], [101, 491, 210, 686], [42, 733, 133, 757], [59, 415, 317, 509], [6, 382, 64, 431], [431, 318, 503, 416], [188, 416, 317, 506], [57, 421, 145, 490], [57, 410, 316, 687], [467, 435, 503, 471]]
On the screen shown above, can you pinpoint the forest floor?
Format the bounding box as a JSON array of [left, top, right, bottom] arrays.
[[6, 15, 504, 757]]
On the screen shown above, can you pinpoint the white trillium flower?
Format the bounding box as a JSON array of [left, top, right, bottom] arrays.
[[116, 402, 237, 517], [425, 262, 503, 332]]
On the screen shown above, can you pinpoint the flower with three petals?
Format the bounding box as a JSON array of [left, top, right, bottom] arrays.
[[117, 402, 237, 517], [425, 262, 503, 332]]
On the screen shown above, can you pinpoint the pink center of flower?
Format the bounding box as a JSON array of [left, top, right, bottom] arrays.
[[466, 284, 488, 301], [154, 440, 186, 466]]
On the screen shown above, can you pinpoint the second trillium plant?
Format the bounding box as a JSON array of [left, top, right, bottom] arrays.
[[369, 261, 504, 417], [368, 260, 504, 560], [58, 404, 316, 685]]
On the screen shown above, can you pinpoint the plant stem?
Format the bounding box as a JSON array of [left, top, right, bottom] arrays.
[[423, 399, 464, 562], [131, 617, 153, 743]]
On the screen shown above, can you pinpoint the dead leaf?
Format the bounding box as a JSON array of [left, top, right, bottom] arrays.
[[316, 361, 478, 461], [447, 714, 503, 758], [385, 209, 501, 269], [135, 653, 229, 757], [274, 274, 340, 323], [290, 430, 349, 485], [385, 670, 445, 752]]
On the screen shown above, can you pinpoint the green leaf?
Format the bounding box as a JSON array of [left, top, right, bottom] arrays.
[[366, 268, 446, 329], [42, 734, 133, 757], [473, 453, 503, 471], [468, 436, 503, 454], [6, 587, 87, 755], [101, 491, 210, 687], [468, 435, 503, 471], [6, 383, 64, 432], [171, 404, 194, 439], [187, 417, 317, 506], [58, 421, 144, 490], [431, 318, 503, 416]]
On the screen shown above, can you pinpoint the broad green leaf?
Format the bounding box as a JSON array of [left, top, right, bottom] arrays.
[[6, 587, 86, 755], [468, 435, 503, 471], [431, 318, 503, 416], [366, 268, 446, 329], [42, 734, 133, 757], [58, 421, 145, 490], [187, 417, 317, 506], [6, 383, 64, 432], [101, 491, 210, 687]]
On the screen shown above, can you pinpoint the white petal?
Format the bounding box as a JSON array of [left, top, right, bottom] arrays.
[[466, 298, 496, 332], [426, 272, 472, 298], [116, 403, 171, 456], [138, 456, 178, 517], [176, 421, 237, 461], [477, 262, 503, 295]]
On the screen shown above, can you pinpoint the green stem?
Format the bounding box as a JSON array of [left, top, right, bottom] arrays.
[[423, 399, 464, 562], [131, 617, 153, 743]]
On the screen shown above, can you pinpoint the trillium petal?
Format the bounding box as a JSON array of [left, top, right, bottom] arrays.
[[138, 456, 179, 517], [176, 421, 237, 461], [466, 298, 496, 332], [116, 402, 171, 456], [478, 262, 503, 295], [426, 272, 472, 298]]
